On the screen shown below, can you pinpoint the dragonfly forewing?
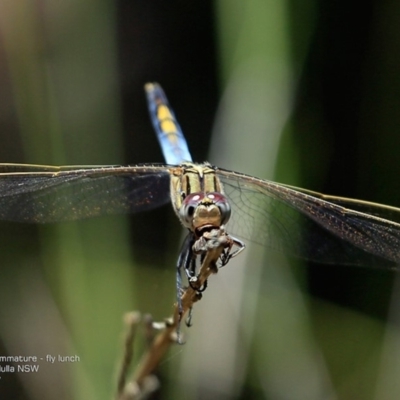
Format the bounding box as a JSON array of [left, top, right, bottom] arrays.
[[217, 168, 400, 268], [0, 164, 171, 223]]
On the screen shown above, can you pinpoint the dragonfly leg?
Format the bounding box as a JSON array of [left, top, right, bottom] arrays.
[[184, 251, 210, 292], [184, 293, 201, 327], [176, 233, 195, 321], [184, 254, 197, 280], [187, 274, 209, 293], [193, 227, 245, 268], [219, 235, 246, 267], [186, 307, 193, 327]]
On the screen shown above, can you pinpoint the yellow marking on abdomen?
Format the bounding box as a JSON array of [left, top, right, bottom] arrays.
[[160, 121, 179, 142], [157, 104, 174, 120]]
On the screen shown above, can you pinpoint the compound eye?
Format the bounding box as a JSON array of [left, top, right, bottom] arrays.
[[206, 192, 231, 224], [178, 193, 204, 228]]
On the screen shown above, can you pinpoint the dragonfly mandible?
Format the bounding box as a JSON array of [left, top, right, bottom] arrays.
[[0, 83, 399, 272]]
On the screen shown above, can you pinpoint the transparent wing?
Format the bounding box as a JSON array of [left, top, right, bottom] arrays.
[[217, 168, 400, 269], [0, 164, 171, 223], [145, 83, 192, 165]]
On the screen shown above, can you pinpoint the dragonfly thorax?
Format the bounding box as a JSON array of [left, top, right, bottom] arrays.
[[178, 192, 231, 237]]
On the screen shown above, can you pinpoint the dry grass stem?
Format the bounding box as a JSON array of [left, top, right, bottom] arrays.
[[115, 228, 235, 399]]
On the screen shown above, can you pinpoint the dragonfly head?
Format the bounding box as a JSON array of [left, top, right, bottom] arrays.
[[178, 192, 231, 237]]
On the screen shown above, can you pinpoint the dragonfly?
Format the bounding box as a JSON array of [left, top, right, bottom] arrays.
[[0, 83, 399, 276]]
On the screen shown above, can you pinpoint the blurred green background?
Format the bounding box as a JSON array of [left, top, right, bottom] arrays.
[[0, 1, 400, 399]]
